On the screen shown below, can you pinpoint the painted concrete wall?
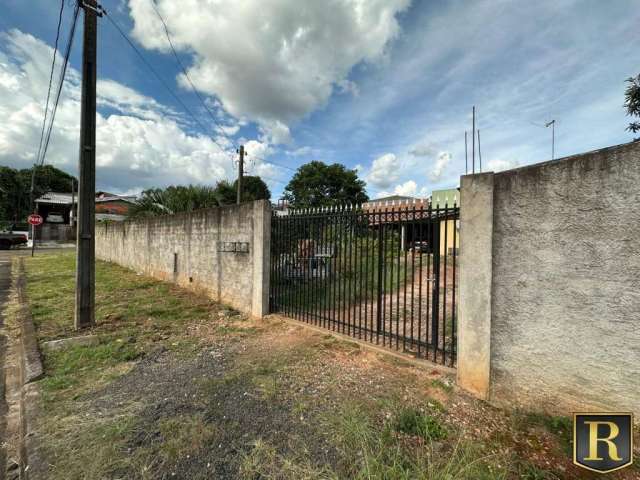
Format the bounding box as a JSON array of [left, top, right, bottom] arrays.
[[95, 200, 271, 318], [457, 173, 494, 399], [487, 142, 640, 416]]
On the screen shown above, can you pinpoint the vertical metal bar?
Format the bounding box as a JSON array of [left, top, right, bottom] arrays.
[[346, 207, 354, 336], [402, 206, 409, 351], [431, 207, 440, 362], [388, 207, 394, 348], [357, 208, 364, 339], [417, 203, 424, 357], [331, 210, 342, 331], [337, 206, 345, 331], [441, 203, 449, 365], [409, 205, 416, 351], [451, 205, 458, 367], [307, 214, 314, 325], [371, 209, 377, 342], [396, 206, 402, 350], [270, 214, 275, 313], [382, 209, 390, 346], [362, 209, 369, 341], [316, 209, 327, 327], [376, 218, 384, 344], [424, 203, 432, 359]]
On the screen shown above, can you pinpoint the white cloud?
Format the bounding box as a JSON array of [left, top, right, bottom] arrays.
[[484, 158, 519, 172], [258, 120, 292, 145], [408, 144, 436, 157], [428, 151, 452, 182], [366, 153, 400, 189], [286, 146, 312, 157], [0, 29, 244, 193], [393, 180, 417, 196], [128, 0, 410, 127]]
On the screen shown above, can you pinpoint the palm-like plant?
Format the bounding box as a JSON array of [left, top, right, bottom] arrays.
[[127, 185, 222, 219]]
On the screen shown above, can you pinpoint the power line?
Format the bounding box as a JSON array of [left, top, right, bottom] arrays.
[[101, 7, 232, 158], [39, 2, 81, 167], [148, 0, 236, 149], [35, 0, 65, 165]]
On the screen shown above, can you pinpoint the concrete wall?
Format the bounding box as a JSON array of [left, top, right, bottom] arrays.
[[95, 200, 270, 318], [459, 141, 640, 417]]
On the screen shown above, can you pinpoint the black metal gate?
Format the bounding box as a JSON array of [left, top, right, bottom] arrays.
[[269, 202, 459, 367]]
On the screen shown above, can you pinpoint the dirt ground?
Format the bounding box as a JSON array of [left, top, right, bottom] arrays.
[[15, 252, 640, 480]]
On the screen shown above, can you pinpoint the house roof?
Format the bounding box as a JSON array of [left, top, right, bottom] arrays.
[[35, 192, 73, 205], [36, 191, 136, 205]]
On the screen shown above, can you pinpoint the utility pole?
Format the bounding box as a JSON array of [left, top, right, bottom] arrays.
[[545, 119, 555, 160], [75, 0, 99, 329], [237, 145, 244, 205], [70, 177, 75, 226]]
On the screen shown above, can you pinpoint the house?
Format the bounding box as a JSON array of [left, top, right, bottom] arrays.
[[430, 188, 460, 256], [33, 191, 136, 241], [95, 191, 136, 221]]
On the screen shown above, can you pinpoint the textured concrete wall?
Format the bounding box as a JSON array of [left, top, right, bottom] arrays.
[[95, 200, 271, 317], [457, 173, 494, 399], [489, 142, 640, 416]]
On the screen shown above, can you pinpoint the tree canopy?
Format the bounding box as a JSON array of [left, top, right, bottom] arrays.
[[624, 74, 640, 134], [127, 176, 271, 218], [282, 161, 368, 208], [0, 165, 75, 223]]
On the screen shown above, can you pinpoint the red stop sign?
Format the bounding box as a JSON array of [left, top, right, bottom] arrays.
[[28, 214, 43, 226]]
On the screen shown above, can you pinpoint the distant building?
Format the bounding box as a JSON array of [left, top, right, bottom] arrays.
[[34, 191, 136, 229]]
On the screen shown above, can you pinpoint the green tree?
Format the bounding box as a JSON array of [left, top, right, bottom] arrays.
[[127, 176, 271, 219], [0, 164, 75, 222], [282, 161, 368, 208], [213, 176, 271, 205], [625, 74, 640, 134]]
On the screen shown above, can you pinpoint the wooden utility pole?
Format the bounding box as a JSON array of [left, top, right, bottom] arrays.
[[75, 0, 98, 329], [237, 145, 245, 204]]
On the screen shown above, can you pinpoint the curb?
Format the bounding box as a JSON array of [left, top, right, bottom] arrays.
[[4, 258, 44, 480]]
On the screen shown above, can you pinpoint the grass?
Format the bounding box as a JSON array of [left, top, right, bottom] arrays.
[[18, 252, 618, 480], [24, 251, 216, 343], [328, 404, 509, 480]]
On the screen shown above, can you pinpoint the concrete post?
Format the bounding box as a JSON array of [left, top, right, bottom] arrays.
[[252, 199, 271, 318], [457, 172, 494, 400]]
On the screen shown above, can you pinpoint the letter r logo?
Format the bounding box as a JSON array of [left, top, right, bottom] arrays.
[[574, 413, 634, 473]]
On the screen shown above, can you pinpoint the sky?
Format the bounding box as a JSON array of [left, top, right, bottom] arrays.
[[0, 0, 638, 199]]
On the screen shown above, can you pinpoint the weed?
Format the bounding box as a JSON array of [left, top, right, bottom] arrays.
[[430, 378, 453, 393], [394, 407, 447, 441]]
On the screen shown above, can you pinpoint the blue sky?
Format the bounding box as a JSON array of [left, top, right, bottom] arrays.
[[0, 0, 638, 199]]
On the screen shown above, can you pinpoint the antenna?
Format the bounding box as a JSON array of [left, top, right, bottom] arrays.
[[477, 129, 482, 173], [545, 119, 555, 160], [472, 106, 476, 173], [464, 131, 468, 175]]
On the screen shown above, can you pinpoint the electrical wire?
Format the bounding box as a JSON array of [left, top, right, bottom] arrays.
[[148, 0, 236, 149], [35, 0, 65, 165], [102, 7, 232, 159], [39, 2, 81, 167]]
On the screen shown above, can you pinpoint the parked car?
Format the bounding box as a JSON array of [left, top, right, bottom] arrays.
[[411, 241, 430, 253], [0, 231, 28, 249]]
